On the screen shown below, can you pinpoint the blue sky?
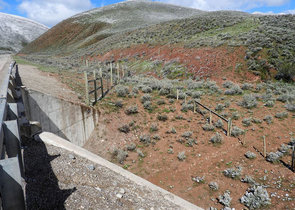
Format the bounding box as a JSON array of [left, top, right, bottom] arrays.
[[0, 0, 294, 27]]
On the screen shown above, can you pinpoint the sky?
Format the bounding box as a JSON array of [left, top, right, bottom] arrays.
[[0, 0, 294, 27]]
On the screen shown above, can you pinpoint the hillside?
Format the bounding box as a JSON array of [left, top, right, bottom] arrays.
[[20, 2, 295, 81], [15, 1, 295, 209], [0, 12, 48, 54], [21, 0, 202, 54]]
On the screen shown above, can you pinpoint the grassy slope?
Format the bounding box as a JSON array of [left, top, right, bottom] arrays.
[[20, 2, 295, 81], [21, 1, 202, 55]]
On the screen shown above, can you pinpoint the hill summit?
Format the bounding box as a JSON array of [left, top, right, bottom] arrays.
[[0, 12, 48, 54]]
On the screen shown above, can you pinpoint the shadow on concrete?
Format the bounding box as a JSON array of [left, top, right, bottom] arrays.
[[0, 158, 25, 210], [23, 136, 76, 209], [15, 64, 69, 141], [26, 94, 69, 140]]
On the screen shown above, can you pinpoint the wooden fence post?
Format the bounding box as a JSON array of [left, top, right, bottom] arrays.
[[263, 136, 267, 158], [93, 70, 97, 104], [84, 72, 89, 105], [177, 89, 179, 101], [209, 111, 212, 125], [227, 118, 232, 136], [193, 101, 196, 113], [100, 77, 104, 98], [291, 145, 295, 172], [122, 64, 125, 78], [117, 63, 120, 83], [99, 67, 102, 78], [110, 63, 113, 86]]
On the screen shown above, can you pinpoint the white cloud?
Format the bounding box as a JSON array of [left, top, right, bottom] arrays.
[[18, 0, 93, 27], [285, 9, 295, 14], [158, 0, 290, 11]]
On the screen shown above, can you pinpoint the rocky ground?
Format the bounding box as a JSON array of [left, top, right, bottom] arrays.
[[23, 136, 188, 210]]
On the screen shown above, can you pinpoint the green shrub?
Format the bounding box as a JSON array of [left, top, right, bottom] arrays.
[[125, 105, 138, 115], [143, 101, 152, 110], [115, 85, 129, 97], [239, 94, 257, 109], [177, 151, 186, 161], [139, 134, 151, 144], [242, 118, 252, 127], [141, 94, 151, 103], [157, 99, 166, 105], [202, 123, 215, 131], [231, 126, 245, 137], [157, 114, 168, 121], [214, 119, 224, 128], [275, 112, 288, 119], [210, 132, 223, 144], [150, 123, 158, 132], [118, 124, 130, 133], [263, 115, 273, 124]]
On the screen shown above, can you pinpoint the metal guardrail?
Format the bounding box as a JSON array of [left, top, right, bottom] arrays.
[[0, 61, 26, 210], [0, 62, 16, 159]]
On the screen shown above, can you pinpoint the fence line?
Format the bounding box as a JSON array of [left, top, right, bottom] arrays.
[[84, 62, 127, 106]]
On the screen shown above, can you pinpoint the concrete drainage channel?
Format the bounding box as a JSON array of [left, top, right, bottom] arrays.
[[1, 62, 202, 209], [21, 88, 99, 147]]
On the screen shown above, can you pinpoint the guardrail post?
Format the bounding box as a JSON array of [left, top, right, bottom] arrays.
[[3, 120, 24, 177], [7, 103, 18, 121], [0, 127, 4, 160], [6, 89, 14, 103], [0, 157, 25, 210]]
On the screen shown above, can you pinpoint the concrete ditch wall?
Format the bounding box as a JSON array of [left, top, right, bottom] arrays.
[[22, 88, 99, 146]]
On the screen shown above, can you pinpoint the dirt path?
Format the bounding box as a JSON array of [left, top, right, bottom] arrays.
[[18, 64, 80, 103]]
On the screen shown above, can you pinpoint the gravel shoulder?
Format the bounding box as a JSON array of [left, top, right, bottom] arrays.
[[24, 136, 196, 210]]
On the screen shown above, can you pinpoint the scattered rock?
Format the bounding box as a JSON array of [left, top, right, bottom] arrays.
[[87, 164, 95, 171], [116, 193, 123, 199], [192, 176, 205, 183], [69, 154, 75, 159]]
